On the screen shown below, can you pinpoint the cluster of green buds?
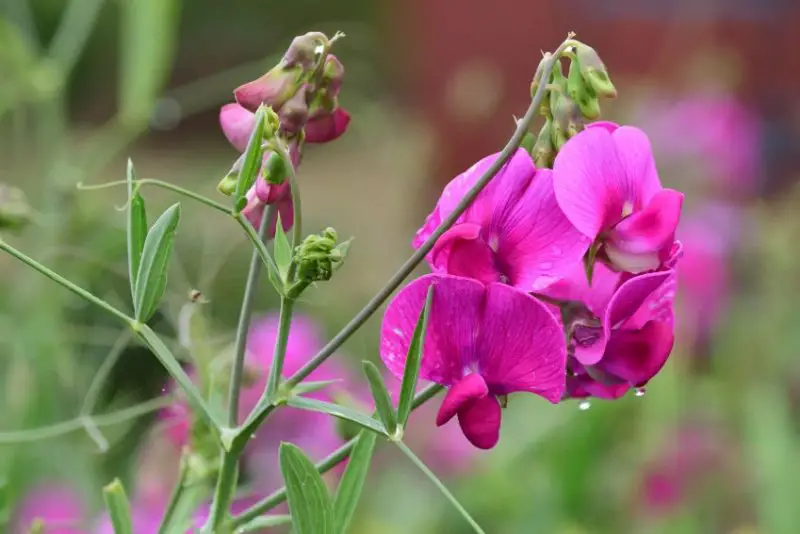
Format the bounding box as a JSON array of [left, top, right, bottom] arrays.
[[0, 184, 32, 231], [290, 228, 350, 295], [527, 41, 617, 169]]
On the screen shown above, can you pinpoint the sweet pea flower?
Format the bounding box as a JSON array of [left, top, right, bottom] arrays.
[[413, 149, 590, 291], [12, 485, 86, 534], [543, 262, 676, 399], [305, 106, 350, 143], [219, 103, 294, 233], [380, 274, 566, 449], [552, 122, 684, 274]]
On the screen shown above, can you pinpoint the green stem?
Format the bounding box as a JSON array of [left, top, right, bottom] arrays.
[[265, 297, 295, 400], [204, 443, 243, 532], [0, 395, 172, 444], [228, 384, 443, 529], [80, 330, 133, 415], [233, 212, 282, 284], [158, 452, 190, 534], [227, 205, 275, 426], [285, 159, 302, 281], [284, 38, 573, 389], [395, 441, 486, 534], [77, 178, 231, 215], [48, 0, 107, 73], [0, 239, 132, 324]]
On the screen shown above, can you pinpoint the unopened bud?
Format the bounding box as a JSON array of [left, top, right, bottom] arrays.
[[279, 84, 310, 135], [217, 155, 243, 196], [234, 65, 305, 113], [532, 119, 555, 169], [0, 184, 32, 230], [322, 55, 345, 97], [567, 59, 601, 120], [261, 151, 289, 185], [551, 95, 583, 150], [575, 43, 617, 98], [283, 32, 326, 69], [294, 228, 350, 283]]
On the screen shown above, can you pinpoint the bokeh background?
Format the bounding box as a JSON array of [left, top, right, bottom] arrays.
[[2, 0, 800, 532]]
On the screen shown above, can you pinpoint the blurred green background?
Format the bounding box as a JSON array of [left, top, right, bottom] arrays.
[[2, 0, 800, 533]]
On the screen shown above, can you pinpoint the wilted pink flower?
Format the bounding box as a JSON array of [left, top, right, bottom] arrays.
[[544, 262, 676, 399], [381, 274, 566, 449], [305, 106, 350, 143], [414, 149, 590, 291], [12, 485, 85, 534], [552, 122, 684, 274]]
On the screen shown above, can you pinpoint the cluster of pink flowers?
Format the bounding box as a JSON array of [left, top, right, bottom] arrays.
[[380, 121, 684, 449]]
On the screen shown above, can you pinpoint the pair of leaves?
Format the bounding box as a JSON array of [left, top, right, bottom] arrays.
[[363, 285, 434, 436], [127, 160, 180, 323], [276, 431, 377, 534]]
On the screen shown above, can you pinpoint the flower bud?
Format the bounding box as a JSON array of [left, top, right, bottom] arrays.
[[0, 184, 32, 230], [322, 54, 345, 97], [551, 95, 583, 150], [295, 228, 349, 283], [278, 84, 310, 135], [234, 65, 305, 113], [283, 32, 326, 69], [532, 119, 555, 169], [548, 60, 567, 118], [567, 58, 601, 120], [217, 155, 243, 196], [261, 151, 289, 185], [575, 42, 617, 98]]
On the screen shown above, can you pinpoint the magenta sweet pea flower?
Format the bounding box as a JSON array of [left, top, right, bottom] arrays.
[[552, 122, 684, 274], [380, 273, 566, 449], [543, 262, 676, 399], [414, 149, 590, 291], [12, 485, 86, 534]]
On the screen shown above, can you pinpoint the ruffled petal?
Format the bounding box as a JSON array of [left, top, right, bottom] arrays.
[[608, 189, 684, 256], [431, 224, 500, 284], [599, 320, 674, 385], [611, 126, 663, 205]]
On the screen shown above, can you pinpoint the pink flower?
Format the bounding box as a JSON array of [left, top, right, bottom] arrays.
[[544, 262, 676, 399], [414, 149, 590, 291], [552, 122, 684, 274], [380, 274, 566, 449], [219, 104, 294, 234], [305, 106, 350, 144], [12, 485, 85, 534]]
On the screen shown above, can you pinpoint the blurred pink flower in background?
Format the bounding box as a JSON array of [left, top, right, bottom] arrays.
[[12, 485, 86, 534]]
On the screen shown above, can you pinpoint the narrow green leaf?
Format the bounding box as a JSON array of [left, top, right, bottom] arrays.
[[119, 0, 181, 126], [234, 107, 267, 207], [133, 203, 181, 322], [362, 361, 397, 436], [333, 430, 378, 534], [235, 514, 293, 533], [286, 396, 387, 437], [279, 443, 335, 534], [126, 160, 147, 299], [291, 379, 343, 396], [273, 213, 292, 282], [397, 285, 434, 427], [102, 479, 133, 534]]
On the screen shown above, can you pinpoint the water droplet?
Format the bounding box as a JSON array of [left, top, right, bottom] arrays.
[[392, 327, 405, 337], [634, 387, 646, 397], [578, 400, 591, 411]]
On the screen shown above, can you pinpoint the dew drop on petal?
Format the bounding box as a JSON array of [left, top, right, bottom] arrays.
[[634, 387, 646, 397], [578, 400, 591, 411], [392, 327, 404, 337]]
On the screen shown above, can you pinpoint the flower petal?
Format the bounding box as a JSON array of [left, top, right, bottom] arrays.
[[435, 373, 489, 426], [457, 394, 502, 449], [605, 270, 673, 332], [476, 283, 566, 402], [498, 168, 591, 290], [611, 126, 663, 205], [553, 127, 628, 239], [586, 120, 620, 133], [608, 189, 684, 255], [219, 103, 256, 152], [305, 107, 351, 143], [431, 224, 500, 284], [380, 274, 484, 386], [599, 320, 674, 385]]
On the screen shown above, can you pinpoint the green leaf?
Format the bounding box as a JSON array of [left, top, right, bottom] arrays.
[[234, 515, 293, 533], [333, 430, 377, 534], [397, 285, 434, 427], [286, 396, 387, 437], [291, 379, 343, 396], [273, 213, 292, 282], [102, 479, 133, 534], [362, 361, 397, 436], [133, 203, 181, 322], [126, 159, 147, 300], [234, 106, 267, 207], [279, 443, 335, 534], [119, 0, 180, 126]]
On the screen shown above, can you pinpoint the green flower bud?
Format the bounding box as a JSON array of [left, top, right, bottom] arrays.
[[575, 43, 617, 98], [217, 155, 243, 197], [548, 60, 567, 117], [567, 58, 601, 120], [294, 228, 350, 284], [551, 95, 583, 150], [261, 151, 289, 185], [533, 119, 555, 169], [0, 184, 31, 230]]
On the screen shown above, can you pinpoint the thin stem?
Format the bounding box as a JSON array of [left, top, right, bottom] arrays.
[[265, 297, 295, 400], [284, 37, 573, 389], [158, 453, 190, 534], [0, 395, 172, 444], [395, 441, 486, 534], [234, 212, 282, 283], [228, 384, 443, 529], [80, 330, 133, 415], [227, 205, 274, 426], [0, 239, 132, 324], [286, 161, 302, 281], [204, 445, 242, 532], [48, 0, 107, 73], [77, 178, 231, 215]]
